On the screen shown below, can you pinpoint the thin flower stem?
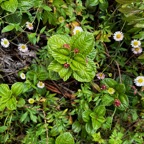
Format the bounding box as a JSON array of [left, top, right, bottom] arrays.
[[43, 110, 49, 144], [115, 60, 122, 83], [110, 108, 117, 130]]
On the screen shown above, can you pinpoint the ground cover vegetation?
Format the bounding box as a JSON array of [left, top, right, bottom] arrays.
[[0, 0, 144, 143]]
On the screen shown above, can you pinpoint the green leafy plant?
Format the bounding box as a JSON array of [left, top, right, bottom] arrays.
[[48, 32, 96, 82], [0, 82, 24, 111]]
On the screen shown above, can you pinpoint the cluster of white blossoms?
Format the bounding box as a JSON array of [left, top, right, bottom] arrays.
[[131, 39, 142, 54], [73, 26, 83, 35], [134, 76, 144, 87]]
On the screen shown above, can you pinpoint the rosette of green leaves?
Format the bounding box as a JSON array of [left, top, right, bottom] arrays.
[[48, 32, 96, 82]]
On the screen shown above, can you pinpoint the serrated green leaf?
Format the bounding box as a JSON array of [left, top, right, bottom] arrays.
[[42, 5, 52, 11], [82, 110, 91, 122], [48, 34, 70, 50], [11, 82, 24, 97], [101, 78, 117, 88], [118, 94, 129, 111], [115, 0, 140, 4], [55, 132, 75, 144], [117, 75, 132, 91], [102, 94, 114, 106], [17, 98, 25, 107], [0, 102, 6, 111], [71, 32, 94, 57], [71, 56, 86, 70], [50, 48, 70, 64], [72, 121, 81, 133], [20, 112, 28, 123], [1, 0, 18, 12], [48, 60, 63, 72], [1, 24, 15, 33], [30, 112, 37, 123], [27, 33, 37, 45], [115, 83, 126, 94], [94, 106, 106, 116], [91, 117, 102, 130], [59, 67, 72, 81], [0, 126, 8, 133], [0, 84, 11, 97], [5, 13, 22, 24], [7, 97, 17, 110], [85, 121, 94, 134]]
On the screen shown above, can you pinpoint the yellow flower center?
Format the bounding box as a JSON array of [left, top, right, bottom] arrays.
[[4, 40, 8, 45], [39, 82, 43, 86], [99, 73, 103, 77], [138, 78, 143, 83], [133, 41, 138, 46], [75, 30, 80, 34], [21, 74, 25, 77], [21, 45, 26, 49], [116, 33, 121, 39], [28, 23, 33, 28], [135, 47, 140, 52]]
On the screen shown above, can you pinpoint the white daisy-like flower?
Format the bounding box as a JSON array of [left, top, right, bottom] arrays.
[[73, 26, 83, 35], [18, 44, 28, 52], [37, 81, 45, 88], [96, 72, 105, 80], [20, 73, 26, 80], [28, 98, 35, 104], [132, 47, 142, 54], [131, 39, 141, 48], [1, 38, 10, 48], [134, 76, 144, 87], [26, 22, 33, 30], [113, 31, 124, 41]]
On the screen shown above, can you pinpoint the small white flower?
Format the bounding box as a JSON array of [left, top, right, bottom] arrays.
[[20, 73, 26, 80], [132, 47, 142, 54], [113, 31, 124, 41], [1, 38, 10, 48], [73, 26, 83, 35], [131, 39, 141, 48], [37, 81, 45, 88], [96, 72, 105, 80], [26, 22, 33, 30], [18, 44, 28, 52], [134, 76, 144, 87]]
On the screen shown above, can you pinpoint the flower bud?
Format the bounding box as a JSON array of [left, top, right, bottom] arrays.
[[114, 99, 121, 107], [74, 48, 79, 54], [101, 85, 107, 90], [64, 63, 70, 68], [63, 44, 70, 49]]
